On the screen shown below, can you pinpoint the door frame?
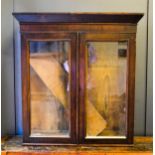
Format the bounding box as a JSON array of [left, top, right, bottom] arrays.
[[21, 32, 77, 144], [78, 33, 136, 144]]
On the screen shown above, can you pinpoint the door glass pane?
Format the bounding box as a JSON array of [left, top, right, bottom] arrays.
[[86, 41, 127, 139], [29, 41, 71, 137]]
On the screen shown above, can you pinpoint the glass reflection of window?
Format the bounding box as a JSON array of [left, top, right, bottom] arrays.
[[29, 41, 71, 137]]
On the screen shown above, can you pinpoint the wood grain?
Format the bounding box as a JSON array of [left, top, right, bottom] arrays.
[[21, 33, 77, 144], [79, 33, 136, 144], [13, 13, 143, 144], [1, 136, 153, 155]]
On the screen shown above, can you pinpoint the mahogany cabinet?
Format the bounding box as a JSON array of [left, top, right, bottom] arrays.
[[13, 13, 143, 145]]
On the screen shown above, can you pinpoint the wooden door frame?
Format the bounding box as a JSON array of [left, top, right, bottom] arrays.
[[21, 32, 77, 144], [78, 33, 136, 144]]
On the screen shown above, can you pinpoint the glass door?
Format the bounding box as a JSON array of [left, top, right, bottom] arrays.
[[79, 33, 135, 144], [21, 33, 77, 144]]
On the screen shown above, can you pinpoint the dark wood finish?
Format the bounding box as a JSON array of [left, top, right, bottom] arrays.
[[1, 136, 153, 155], [21, 33, 77, 144], [20, 24, 137, 34], [79, 33, 136, 144], [13, 13, 143, 145], [13, 13, 143, 24]]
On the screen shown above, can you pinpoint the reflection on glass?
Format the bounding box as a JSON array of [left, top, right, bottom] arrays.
[[29, 41, 70, 137], [86, 42, 127, 138]]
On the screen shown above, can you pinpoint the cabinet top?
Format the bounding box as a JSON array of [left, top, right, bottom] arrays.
[[13, 13, 143, 24]]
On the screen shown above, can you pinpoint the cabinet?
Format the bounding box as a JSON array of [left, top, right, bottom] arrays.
[[13, 13, 143, 145]]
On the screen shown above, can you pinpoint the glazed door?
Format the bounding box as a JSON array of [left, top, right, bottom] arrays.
[[79, 33, 136, 144], [21, 33, 77, 144]]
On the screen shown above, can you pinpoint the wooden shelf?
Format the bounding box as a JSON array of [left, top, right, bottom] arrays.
[[1, 136, 153, 155]]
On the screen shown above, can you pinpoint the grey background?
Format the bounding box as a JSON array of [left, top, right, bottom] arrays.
[[1, 0, 153, 136]]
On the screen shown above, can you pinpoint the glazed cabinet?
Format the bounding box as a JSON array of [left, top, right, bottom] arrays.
[[13, 13, 143, 145]]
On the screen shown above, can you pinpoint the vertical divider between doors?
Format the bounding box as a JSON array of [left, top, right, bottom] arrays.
[[70, 33, 78, 144], [76, 32, 79, 144], [78, 33, 86, 143], [77, 32, 80, 144]]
